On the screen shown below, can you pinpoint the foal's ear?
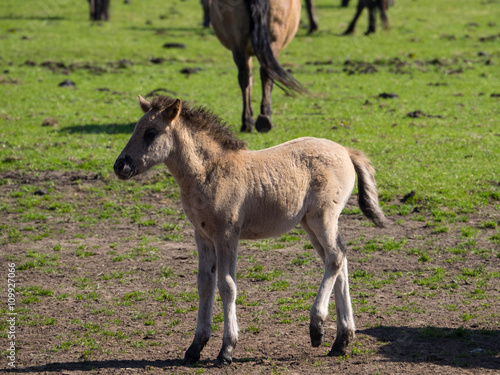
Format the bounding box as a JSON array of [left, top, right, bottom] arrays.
[[138, 95, 151, 113], [160, 99, 182, 124]]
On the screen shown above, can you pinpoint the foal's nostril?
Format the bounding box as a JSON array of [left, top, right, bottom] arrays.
[[114, 159, 125, 174], [114, 156, 135, 179]]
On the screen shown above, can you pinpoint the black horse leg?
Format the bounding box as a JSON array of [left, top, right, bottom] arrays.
[[379, 0, 390, 29], [341, 0, 350, 7], [365, 0, 376, 35], [233, 50, 254, 132], [343, 0, 366, 35], [304, 0, 319, 34], [255, 66, 274, 133], [201, 0, 210, 27]]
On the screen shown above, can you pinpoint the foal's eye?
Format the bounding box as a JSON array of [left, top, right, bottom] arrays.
[[144, 128, 157, 145]]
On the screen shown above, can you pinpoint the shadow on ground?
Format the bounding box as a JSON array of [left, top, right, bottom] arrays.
[[59, 122, 135, 135], [359, 325, 500, 370], [6, 327, 499, 373]]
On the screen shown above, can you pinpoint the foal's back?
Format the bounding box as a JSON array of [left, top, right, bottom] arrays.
[[230, 138, 356, 239]]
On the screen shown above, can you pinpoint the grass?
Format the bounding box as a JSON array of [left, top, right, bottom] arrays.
[[0, 0, 498, 215]]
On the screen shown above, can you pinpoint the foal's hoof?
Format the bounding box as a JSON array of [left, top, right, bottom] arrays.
[[309, 321, 325, 347], [327, 333, 353, 356], [255, 115, 273, 133], [182, 346, 200, 365], [215, 352, 232, 367]]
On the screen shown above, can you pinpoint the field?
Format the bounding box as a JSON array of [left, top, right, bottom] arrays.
[[1, 0, 499, 373]]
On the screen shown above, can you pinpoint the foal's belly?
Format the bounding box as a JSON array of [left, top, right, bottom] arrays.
[[239, 200, 308, 240]]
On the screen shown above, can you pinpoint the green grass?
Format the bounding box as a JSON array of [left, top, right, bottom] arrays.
[[0, 0, 498, 215]]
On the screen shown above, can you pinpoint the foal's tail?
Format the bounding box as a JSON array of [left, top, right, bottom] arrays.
[[244, 0, 307, 96], [347, 148, 388, 228]]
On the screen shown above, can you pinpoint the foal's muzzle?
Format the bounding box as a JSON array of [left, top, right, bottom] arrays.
[[113, 155, 136, 180]]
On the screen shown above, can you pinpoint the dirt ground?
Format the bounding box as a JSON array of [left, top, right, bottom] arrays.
[[1, 171, 499, 374]]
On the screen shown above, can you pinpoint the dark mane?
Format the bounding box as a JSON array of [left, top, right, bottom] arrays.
[[150, 96, 247, 151]]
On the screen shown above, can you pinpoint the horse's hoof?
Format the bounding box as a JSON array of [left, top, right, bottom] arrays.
[[342, 29, 355, 36], [309, 321, 325, 348], [240, 122, 253, 133], [255, 115, 273, 133], [308, 23, 319, 35]]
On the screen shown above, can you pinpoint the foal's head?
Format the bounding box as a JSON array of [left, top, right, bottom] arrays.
[[114, 95, 181, 180]]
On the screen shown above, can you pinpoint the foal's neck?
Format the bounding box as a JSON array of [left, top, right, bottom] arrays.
[[164, 124, 226, 193]]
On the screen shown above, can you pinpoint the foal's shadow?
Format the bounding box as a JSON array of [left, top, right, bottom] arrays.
[[8, 359, 187, 373], [358, 326, 500, 370], [8, 357, 260, 373]]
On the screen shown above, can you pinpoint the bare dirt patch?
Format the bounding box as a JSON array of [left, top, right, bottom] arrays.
[[1, 171, 499, 374]]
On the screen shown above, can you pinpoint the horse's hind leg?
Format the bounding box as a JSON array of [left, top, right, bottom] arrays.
[[255, 66, 274, 133], [329, 234, 355, 356], [233, 50, 254, 132], [183, 232, 217, 364]]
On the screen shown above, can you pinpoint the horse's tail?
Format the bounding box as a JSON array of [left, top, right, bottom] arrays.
[[244, 0, 307, 96], [347, 148, 388, 228]]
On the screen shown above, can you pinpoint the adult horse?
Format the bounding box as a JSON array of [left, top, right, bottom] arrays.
[[210, 0, 307, 132], [114, 95, 388, 365]]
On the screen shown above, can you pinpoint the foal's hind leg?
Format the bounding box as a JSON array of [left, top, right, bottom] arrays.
[[233, 50, 254, 132], [255, 66, 274, 133], [301, 214, 351, 351], [329, 235, 355, 356], [183, 232, 217, 364]]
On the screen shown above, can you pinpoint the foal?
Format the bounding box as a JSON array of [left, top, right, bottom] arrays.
[[114, 96, 388, 366]]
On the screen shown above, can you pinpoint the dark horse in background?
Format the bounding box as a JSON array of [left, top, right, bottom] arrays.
[[209, 0, 307, 133], [306, 0, 391, 35], [88, 0, 110, 21]]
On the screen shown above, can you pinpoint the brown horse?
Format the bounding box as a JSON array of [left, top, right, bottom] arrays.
[[209, 0, 306, 132], [114, 95, 388, 366], [305, 0, 390, 35]]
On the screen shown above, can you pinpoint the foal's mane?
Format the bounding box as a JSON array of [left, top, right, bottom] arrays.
[[150, 96, 247, 151]]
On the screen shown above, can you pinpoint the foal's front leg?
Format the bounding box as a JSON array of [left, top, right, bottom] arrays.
[[183, 232, 217, 364], [214, 235, 239, 366]]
